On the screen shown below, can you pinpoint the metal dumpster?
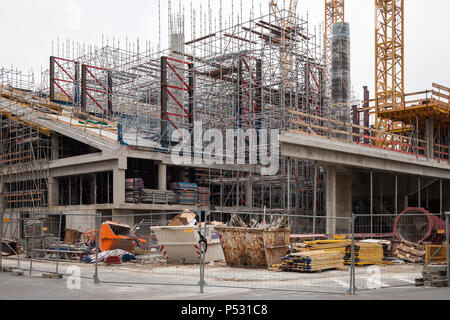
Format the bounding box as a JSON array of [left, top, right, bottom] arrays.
[[215, 226, 291, 268], [151, 225, 225, 264]]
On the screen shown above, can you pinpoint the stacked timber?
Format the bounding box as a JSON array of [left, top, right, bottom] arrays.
[[394, 240, 425, 263], [170, 182, 198, 205], [344, 243, 384, 265], [141, 189, 176, 204], [292, 240, 349, 255], [197, 187, 211, 206], [125, 178, 144, 203], [272, 250, 344, 273]]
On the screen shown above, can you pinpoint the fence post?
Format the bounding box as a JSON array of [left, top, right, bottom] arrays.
[[94, 214, 100, 284], [349, 214, 356, 295], [446, 212, 449, 287], [199, 210, 204, 293], [0, 211, 3, 272], [55, 212, 62, 274], [29, 212, 34, 276]]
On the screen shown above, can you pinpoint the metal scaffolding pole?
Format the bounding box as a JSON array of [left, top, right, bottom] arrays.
[[370, 169, 373, 234]]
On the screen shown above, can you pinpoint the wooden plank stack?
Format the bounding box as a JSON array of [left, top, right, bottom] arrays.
[[394, 240, 425, 263], [344, 243, 384, 266], [141, 189, 176, 204], [272, 250, 344, 273], [293, 240, 349, 255]]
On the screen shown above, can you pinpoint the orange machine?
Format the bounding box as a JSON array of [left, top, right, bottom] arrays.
[[83, 221, 146, 252]]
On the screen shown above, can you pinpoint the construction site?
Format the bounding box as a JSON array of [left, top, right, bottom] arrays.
[[0, 0, 449, 296]]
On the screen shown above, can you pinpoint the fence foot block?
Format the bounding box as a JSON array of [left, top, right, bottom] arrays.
[[43, 273, 63, 279], [11, 269, 24, 276]]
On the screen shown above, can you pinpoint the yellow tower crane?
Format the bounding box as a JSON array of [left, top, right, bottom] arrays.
[[375, 0, 405, 132]]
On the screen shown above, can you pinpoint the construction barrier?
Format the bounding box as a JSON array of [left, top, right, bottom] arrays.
[[1, 211, 448, 295]]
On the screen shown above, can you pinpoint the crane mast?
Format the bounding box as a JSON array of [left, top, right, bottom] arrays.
[[375, 0, 405, 131]]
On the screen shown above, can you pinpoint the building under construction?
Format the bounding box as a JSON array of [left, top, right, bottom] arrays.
[[0, 0, 449, 237]]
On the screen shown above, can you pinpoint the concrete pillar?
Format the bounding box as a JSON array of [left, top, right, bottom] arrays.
[[403, 195, 409, 212], [246, 180, 253, 209], [51, 133, 59, 160], [47, 177, 59, 207], [158, 164, 167, 191], [326, 166, 352, 234], [92, 174, 97, 205], [112, 209, 134, 227], [0, 180, 5, 213], [113, 169, 126, 205], [425, 118, 434, 159]]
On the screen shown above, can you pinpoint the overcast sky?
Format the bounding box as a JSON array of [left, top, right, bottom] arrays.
[[1, 0, 449, 100]]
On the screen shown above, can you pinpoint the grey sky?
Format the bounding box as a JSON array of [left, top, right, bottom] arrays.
[[1, 0, 449, 100]]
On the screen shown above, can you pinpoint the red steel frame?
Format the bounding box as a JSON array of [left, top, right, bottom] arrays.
[[161, 56, 194, 130], [50, 56, 79, 103]]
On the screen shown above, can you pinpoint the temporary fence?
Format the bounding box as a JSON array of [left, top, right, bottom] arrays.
[[349, 211, 449, 293], [1, 210, 449, 295], [0, 211, 100, 282]]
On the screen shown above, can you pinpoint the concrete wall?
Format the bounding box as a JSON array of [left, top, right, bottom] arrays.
[[112, 209, 135, 227], [65, 211, 98, 232]]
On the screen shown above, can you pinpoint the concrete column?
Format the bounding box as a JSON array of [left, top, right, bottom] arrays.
[[326, 166, 352, 234], [51, 133, 59, 160], [0, 180, 5, 213], [112, 209, 134, 227], [403, 195, 409, 212], [113, 169, 126, 205], [47, 177, 59, 207], [246, 180, 253, 209], [158, 164, 167, 191], [92, 174, 97, 205]]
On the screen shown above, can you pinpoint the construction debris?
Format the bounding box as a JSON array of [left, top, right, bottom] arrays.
[[168, 210, 197, 227], [64, 229, 82, 245], [227, 214, 288, 229], [394, 240, 425, 263], [1, 238, 23, 256], [215, 224, 291, 268], [83, 249, 136, 264]]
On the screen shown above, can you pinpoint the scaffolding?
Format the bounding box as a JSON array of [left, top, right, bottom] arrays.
[[0, 68, 50, 213], [0, 5, 330, 230]]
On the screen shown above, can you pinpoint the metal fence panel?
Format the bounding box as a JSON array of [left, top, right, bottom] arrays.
[[95, 212, 202, 287], [353, 212, 448, 291], [1, 212, 99, 281], [204, 213, 352, 294], [2, 210, 449, 295]]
